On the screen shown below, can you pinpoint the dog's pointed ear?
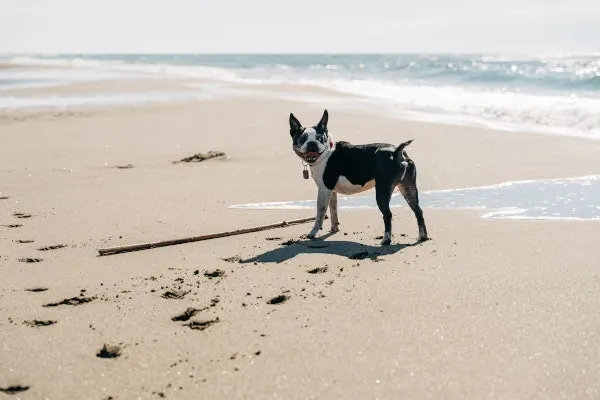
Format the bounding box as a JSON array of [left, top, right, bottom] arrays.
[[317, 109, 328, 131], [289, 113, 302, 136]]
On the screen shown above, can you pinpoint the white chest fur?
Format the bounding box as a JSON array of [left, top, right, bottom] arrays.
[[309, 150, 331, 187], [334, 176, 375, 195]]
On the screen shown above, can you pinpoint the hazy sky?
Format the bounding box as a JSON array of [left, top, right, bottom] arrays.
[[2, 0, 599, 53]]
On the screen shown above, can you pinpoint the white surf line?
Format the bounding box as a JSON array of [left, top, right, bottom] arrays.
[[229, 175, 600, 220], [421, 174, 600, 194], [230, 175, 600, 209]]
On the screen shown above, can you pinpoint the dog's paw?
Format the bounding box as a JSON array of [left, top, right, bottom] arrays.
[[308, 228, 319, 239], [380, 233, 391, 246], [418, 227, 429, 243], [330, 224, 340, 233]]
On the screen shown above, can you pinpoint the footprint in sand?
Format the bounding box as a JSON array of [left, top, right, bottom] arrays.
[[43, 297, 94, 307], [267, 295, 290, 305], [204, 269, 225, 279], [0, 385, 30, 395], [13, 212, 32, 219], [25, 287, 49, 292], [23, 320, 57, 328], [18, 258, 43, 263], [37, 244, 67, 251], [161, 290, 189, 300], [307, 267, 328, 274], [96, 344, 122, 359], [171, 307, 208, 322], [2, 224, 23, 228], [14, 240, 35, 244], [221, 255, 241, 263], [185, 318, 220, 331], [0, 196, 9, 200]]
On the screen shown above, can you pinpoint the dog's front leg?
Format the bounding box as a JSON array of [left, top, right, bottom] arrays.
[[329, 191, 340, 233], [308, 187, 332, 239]]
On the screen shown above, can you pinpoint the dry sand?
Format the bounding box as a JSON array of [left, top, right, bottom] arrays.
[[1, 88, 600, 399]]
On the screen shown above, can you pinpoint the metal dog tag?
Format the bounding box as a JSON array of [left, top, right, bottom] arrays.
[[303, 169, 309, 179]]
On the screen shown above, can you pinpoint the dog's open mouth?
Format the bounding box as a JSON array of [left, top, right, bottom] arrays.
[[298, 151, 322, 164]]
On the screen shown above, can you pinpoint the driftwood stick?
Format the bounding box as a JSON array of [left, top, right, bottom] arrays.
[[97, 216, 322, 256]]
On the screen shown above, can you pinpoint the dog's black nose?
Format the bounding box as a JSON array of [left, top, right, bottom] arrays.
[[306, 141, 320, 153]]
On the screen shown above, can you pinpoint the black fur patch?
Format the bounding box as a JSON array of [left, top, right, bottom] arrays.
[[293, 129, 308, 147], [315, 127, 328, 145], [322, 142, 403, 190]]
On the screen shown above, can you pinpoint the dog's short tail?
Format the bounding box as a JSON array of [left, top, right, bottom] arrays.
[[395, 139, 413, 157], [394, 139, 413, 181]]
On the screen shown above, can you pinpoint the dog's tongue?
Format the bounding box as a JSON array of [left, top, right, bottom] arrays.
[[306, 152, 320, 158]]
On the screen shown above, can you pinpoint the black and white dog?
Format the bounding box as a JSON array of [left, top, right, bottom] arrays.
[[289, 109, 428, 245]]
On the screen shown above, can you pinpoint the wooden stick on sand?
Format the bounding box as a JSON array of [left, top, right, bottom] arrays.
[[97, 216, 321, 256]]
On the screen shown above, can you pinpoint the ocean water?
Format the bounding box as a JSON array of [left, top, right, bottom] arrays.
[[230, 175, 600, 221], [1, 54, 600, 139]]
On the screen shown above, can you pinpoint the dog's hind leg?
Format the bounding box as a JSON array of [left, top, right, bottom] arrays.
[[375, 181, 395, 246], [308, 187, 332, 239], [329, 191, 340, 233], [397, 162, 428, 242]]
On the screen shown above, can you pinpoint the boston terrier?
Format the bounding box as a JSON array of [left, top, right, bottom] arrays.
[[289, 109, 428, 245]]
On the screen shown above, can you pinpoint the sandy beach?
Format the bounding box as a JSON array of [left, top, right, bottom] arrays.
[[1, 77, 600, 399]]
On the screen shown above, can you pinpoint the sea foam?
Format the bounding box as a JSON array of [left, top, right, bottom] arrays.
[[230, 176, 600, 221], [3, 54, 599, 139]]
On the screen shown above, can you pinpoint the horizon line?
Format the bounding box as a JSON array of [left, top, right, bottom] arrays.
[[2, 51, 599, 56]]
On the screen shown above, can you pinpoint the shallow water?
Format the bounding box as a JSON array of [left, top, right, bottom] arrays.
[[230, 176, 600, 220]]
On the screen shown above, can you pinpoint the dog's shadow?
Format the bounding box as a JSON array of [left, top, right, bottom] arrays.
[[241, 233, 413, 264]]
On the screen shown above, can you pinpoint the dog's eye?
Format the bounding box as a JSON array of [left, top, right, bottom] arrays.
[[296, 134, 308, 145]]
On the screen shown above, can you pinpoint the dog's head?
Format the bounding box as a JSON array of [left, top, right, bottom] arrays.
[[288, 109, 331, 165]]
